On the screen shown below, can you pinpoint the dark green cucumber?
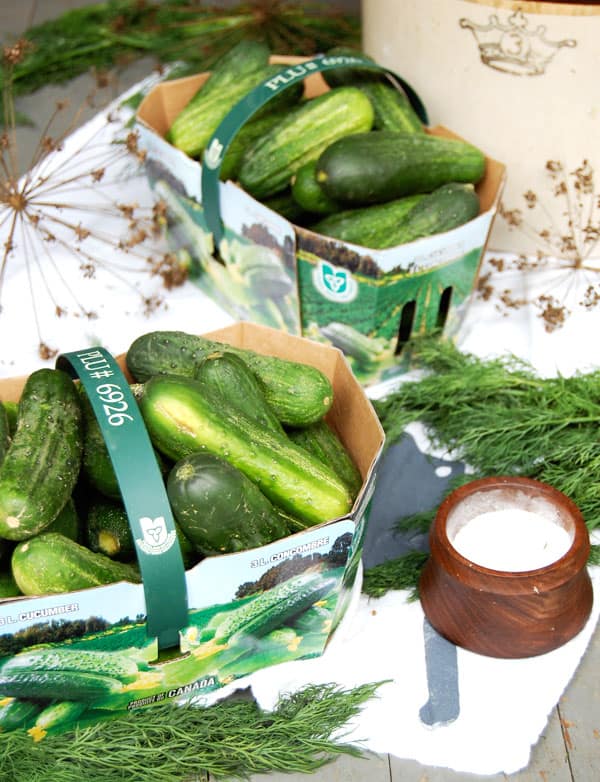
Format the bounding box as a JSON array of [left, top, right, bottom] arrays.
[[85, 496, 196, 567], [167, 452, 290, 555], [383, 182, 480, 247], [11, 533, 140, 596], [238, 86, 375, 199], [194, 351, 284, 435], [86, 498, 135, 560], [312, 193, 425, 248], [286, 419, 362, 499], [166, 40, 271, 157], [45, 497, 80, 542], [139, 374, 352, 526], [0, 669, 123, 703], [0, 369, 82, 541], [126, 330, 333, 427], [1, 647, 141, 683], [0, 403, 9, 467], [291, 161, 342, 215], [316, 131, 486, 206], [0, 698, 41, 732]]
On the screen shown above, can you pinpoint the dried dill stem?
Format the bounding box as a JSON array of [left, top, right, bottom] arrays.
[[374, 339, 600, 550], [0, 682, 382, 782]]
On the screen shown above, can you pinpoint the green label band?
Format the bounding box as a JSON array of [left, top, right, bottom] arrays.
[[57, 348, 188, 652], [201, 53, 428, 244]]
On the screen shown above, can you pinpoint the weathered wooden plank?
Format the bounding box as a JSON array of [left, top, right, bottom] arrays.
[[556, 621, 600, 782], [390, 754, 506, 781], [506, 706, 572, 782], [241, 751, 391, 782]]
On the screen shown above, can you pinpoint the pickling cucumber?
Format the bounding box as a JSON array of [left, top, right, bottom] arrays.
[[139, 374, 353, 526], [0, 369, 83, 541]]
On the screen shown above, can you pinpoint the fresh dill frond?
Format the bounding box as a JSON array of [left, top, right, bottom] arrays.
[[374, 339, 600, 531], [0, 682, 382, 782]]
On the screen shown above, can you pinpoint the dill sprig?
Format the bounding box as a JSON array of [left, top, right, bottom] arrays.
[[0, 682, 382, 782], [374, 339, 600, 532], [1, 1, 361, 98], [362, 551, 429, 600]]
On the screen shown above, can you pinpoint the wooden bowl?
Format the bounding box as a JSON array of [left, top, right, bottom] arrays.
[[419, 476, 593, 658]]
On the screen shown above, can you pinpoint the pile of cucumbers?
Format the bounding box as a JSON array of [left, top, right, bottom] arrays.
[[167, 41, 486, 249], [0, 331, 362, 599]]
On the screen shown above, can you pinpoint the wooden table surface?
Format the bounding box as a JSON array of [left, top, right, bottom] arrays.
[[3, 2, 598, 779]]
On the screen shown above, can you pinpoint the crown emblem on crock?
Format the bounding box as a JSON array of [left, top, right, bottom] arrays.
[[459, 10, 576, 76]]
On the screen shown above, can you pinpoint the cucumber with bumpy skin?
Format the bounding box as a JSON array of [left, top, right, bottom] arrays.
[[312, 193, 425, 248], [167, 452, 290, 555], [238, 86, 375, 200], [194, 351, 284, 435], [126, 330, 333, 427], [316, 131, 486, 206], [0, 403, 9, 466], [0, 369, 82, 541], [139, 374, 353, 526], [384, 182, 480, 247], [11, 533, 140, 596], [286, 419, 362, 498]]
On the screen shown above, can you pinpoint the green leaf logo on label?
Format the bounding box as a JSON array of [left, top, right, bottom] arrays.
[[204, 138, 224, 170], [313, 260, 357, 303], [137, 516, 177, 555]]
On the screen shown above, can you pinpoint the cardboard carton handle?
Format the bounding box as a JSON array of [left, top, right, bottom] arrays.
[[201, 54, 428, 245], [56, 348, 188, 652]]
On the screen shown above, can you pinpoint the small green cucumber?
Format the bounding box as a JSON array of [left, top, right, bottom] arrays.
[[167, 452, 290, 556], [286, 418, 362, 498], [126, 330, 333, 427], [238, 86, 375, 199], [11, 533, 141, 596], [1, 401, 18, 437], [384, 181, 480, 247], [166, 40, 271, 157], [194, 351, 284, 435], [45, 497, 81, 542], [85, 496, 197, 567], [0, 369, 83, 541], [312, 193, 425, 248], [291, 161, 342, 215], [139, 375, 352, 526], [316, 131, 486, 206]]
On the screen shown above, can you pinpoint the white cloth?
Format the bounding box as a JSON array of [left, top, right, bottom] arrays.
[[1, 80, 599, 776]]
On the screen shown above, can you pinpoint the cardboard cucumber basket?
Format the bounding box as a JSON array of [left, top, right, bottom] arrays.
[[135, 52, 506, 391], [0, 323, 384, 738]]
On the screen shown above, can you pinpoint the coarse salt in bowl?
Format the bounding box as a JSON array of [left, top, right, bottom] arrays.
[[419, 476, 593, 658]]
